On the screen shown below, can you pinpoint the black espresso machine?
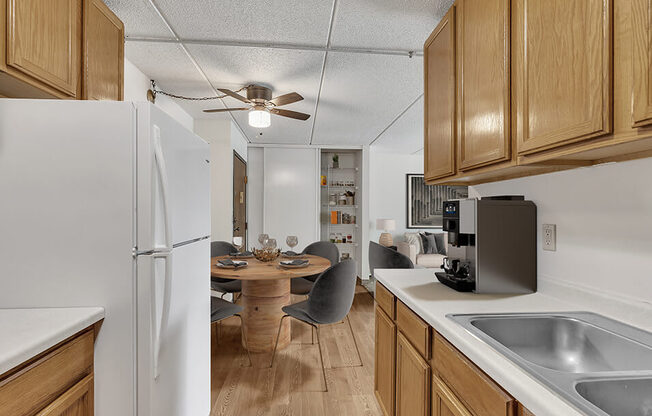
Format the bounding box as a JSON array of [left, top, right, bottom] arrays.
[[436, 196, 537, 293]]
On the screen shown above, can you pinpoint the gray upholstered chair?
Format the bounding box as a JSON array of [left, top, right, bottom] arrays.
[[290, 241, 340, 295], [368, 241, 414, 277], [270, 259, 360, 391], [211, 297, 251, 366], [210, 241, 242, 298]]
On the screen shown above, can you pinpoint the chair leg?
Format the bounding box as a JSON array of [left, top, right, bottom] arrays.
[[312, 323, 328, 392], [269, 314, 290, 368], [235, 315, 252, 367], [346, 314, 363, 367]]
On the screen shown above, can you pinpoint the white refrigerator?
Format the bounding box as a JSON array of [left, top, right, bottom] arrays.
[[0, 100, 211, 416]]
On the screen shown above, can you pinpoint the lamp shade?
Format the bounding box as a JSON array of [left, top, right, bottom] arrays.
[[376, 219, 396, 231], [248, 109, 271, 128]]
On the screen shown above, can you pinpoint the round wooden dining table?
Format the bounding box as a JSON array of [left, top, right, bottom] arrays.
[[211, 254, 330, 353]]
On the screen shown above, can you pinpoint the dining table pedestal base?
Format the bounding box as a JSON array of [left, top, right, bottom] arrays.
[[240, 278, 291, 353]]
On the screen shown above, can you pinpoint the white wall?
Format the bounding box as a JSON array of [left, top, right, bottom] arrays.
[[194, 120, 249, 243], [368, 149, 435, 244], [247, 146, 319, 252], [124, 59, 194, 130], [471, 158, 652, 303]]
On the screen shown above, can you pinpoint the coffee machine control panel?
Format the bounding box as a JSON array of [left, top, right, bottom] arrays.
[[443, 201, 459, 218]]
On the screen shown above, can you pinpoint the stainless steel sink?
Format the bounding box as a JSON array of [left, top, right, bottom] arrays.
[[450, 312, 652, 416], [576, 377, 652, 416]]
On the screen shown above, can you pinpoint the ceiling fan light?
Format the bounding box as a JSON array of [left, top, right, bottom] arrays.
[[249, 109, 271, 128]]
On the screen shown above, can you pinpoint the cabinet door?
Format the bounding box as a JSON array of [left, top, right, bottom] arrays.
[[7, 0, 82, 97], [36, 374, 93, 416], [456, 0, 510, 170], [514, 0, 612, 154], [396, 332, 430, 416], [83, 0, 124, 100], [633, 0, 652, 127], [424, 6, 456, 180], [432, 376, 472, 416], [375, 305, 396, 416]]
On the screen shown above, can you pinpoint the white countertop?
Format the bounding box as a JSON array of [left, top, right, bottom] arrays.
[[0, 307, 105, 376], [374, 268, 652, 416]]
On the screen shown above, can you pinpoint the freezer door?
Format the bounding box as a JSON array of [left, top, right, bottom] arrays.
[[137, 104, 210, 252], [136, 239, 211, 416]]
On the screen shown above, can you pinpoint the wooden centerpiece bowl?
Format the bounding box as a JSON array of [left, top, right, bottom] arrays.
[[253, 248, 281, 262]]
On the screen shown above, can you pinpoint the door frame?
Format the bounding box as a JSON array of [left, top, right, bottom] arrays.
[[233, 151, 247, 248]]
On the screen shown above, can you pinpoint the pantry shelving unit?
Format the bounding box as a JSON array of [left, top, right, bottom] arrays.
[[320, 150, 362, 273]]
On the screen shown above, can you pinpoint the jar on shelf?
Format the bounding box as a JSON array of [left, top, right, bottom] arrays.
[[329, 233, 335, 243], [336, 233, 342, 243], [338, 193, 347, 205], [342, 235, 347, 243], [347, 234, 353, 243], [329, 194, 337, 206]]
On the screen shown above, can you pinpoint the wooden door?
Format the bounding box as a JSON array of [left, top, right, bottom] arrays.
[[432, 376, 472, 416], [233, 152, 247, 249], [6, 0, 82, 97], [456, 0, 510, 170], [396, 332, 430, 416], [633, 0, 652, 127], [374, 306, 396, 416], [514, 0, 612, 154], [36, 374, 93, 416], [424, 6, 456, 181], [83, 0, 124, 100]]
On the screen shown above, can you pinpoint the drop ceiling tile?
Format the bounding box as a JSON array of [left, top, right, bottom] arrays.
[[104, 0, 174, 38], [371, 95, 423, 154], [188, 44, 325, 144], [311, 51, 422, 146], [125, 41, 223, 118], [330, 0, 453, 51], [154, 0, 334, 46]]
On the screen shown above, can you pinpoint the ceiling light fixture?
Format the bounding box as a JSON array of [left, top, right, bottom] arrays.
[[249, 109, 271, 128]]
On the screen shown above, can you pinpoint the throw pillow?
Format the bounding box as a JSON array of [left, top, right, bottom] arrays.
[[425, 231, 446, 255], [404, 232, 423, 254], [419, 232, 434, 254], [426, 234, 438, 255]]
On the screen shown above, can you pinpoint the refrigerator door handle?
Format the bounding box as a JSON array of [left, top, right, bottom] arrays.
[[151, 250, 172, 380], [153, 125, 173, 253]]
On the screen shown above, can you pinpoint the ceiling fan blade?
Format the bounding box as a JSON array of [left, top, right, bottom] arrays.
[[269, 92, 304, 107], [203, 107, 249, 113], [271, 108, 311, 121], [218, 88, 250, 104]]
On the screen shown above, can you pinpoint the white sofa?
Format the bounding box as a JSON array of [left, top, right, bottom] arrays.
[[397, 232, 447, 268]]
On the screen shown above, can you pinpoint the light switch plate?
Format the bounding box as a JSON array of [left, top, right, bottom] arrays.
[[543, 224, 556, 251]]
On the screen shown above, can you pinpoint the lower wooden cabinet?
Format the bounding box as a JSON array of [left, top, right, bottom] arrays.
[[0, 327, 96, 416], [375, 305, 396, 416], [432, 375, 472, 416], [396, 332, 430, 416], [36, 374, 94, 416]]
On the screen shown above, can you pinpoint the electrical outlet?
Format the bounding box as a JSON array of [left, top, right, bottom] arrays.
[[543, 224, 556, 251]]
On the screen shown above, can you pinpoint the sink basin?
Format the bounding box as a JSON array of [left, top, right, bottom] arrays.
[[450, 312, 652, 416], [576, 377, 652, 416], [470, 316, 652, 373]]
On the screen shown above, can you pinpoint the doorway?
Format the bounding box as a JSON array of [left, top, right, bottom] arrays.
[[233, 152, 247, 249]]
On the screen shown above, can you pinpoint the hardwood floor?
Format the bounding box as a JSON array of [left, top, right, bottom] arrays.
[[210, 284, 382, 416]]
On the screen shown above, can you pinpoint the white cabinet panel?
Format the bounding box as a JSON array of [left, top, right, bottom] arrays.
[[263, 147, 319, 251]]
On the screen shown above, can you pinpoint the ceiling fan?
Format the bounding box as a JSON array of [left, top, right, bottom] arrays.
[[203, 85, 311, 128]]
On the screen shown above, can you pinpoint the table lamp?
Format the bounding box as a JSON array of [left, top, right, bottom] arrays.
[[376, 219, 396, 247]]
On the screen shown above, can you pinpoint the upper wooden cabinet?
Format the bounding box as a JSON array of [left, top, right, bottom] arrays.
[[0, 0, 123, 100], [456, 0, 511, 170], [633, 0, 652, 127], [424, 6, 456, 181], [513, 0, 613, 155], [4, 0, 82, 98], [83, 0, 124, 100]]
